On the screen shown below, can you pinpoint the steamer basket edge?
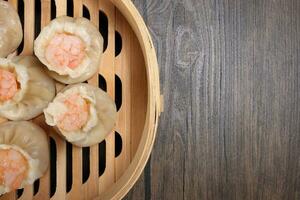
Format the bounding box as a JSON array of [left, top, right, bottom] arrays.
[[102, 0, 162, 199]]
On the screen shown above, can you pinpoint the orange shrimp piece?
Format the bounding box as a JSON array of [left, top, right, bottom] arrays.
[[57, 94, 89, 132], [45, 33, 86, 69], [0, 149, 28, 190], [0, 69, 18, 101]]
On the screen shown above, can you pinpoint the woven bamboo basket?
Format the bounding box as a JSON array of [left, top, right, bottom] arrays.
[[0, 0, 162, 199]]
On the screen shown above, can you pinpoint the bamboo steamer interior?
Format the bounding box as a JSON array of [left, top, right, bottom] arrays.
[[0, 0, 161, 199]]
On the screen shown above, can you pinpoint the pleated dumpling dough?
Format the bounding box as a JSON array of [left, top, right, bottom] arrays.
[[0, 121, 49, 195], [0, 56, 56, 120], [34, 16, 103, 84], [44, 83, 117, 147], [0, 0, 23, 57]]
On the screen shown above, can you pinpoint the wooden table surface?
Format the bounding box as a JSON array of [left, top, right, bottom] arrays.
[[125, 0, 300, 199]]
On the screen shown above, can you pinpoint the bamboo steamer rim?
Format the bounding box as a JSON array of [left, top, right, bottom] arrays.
[[97, 0, 161, 199]]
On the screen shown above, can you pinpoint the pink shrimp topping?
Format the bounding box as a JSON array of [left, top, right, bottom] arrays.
[[0, 69, 18, 101], [57, 94, 89, 132], [0, 149, 28, 190], [45, 33, 86, 69]]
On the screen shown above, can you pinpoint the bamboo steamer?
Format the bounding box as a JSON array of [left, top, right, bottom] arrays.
[[0, 0, 162, 199]]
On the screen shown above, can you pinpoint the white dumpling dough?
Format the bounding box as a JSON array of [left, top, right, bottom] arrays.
[[0, 0, 23, 57], [0, 121, 49, 195], [34, 16, 103, 84], [0, 56, 56, 120], [44, 83, 117, 147]]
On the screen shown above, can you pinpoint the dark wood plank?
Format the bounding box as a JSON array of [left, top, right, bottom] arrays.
[[126, 0, 300, 199]]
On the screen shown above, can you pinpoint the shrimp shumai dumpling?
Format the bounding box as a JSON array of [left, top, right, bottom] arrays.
[[0, 0, 23, 57], [0, 56, 56, 120], [34, 16, 104, 84], [0, 121, 49, 195], [44, 84, 117, 147]]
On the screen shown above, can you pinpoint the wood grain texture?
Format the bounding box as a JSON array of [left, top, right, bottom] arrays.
[[126, 0, 300, 199]]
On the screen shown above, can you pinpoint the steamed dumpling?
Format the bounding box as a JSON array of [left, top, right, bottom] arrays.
[[0, 0, 23, 57], [0, 121, 49, 195], [0, 56, 56, 120], [44, 83, 116, 147], [34, 16, 103, 84]]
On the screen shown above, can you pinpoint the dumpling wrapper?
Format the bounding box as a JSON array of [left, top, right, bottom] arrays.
[[0, 0, 23, 57], [34, 16, 103, 84], [0, 56, 56, 121], [0, 121, 49, 195], [44, 83, 117, 147]]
